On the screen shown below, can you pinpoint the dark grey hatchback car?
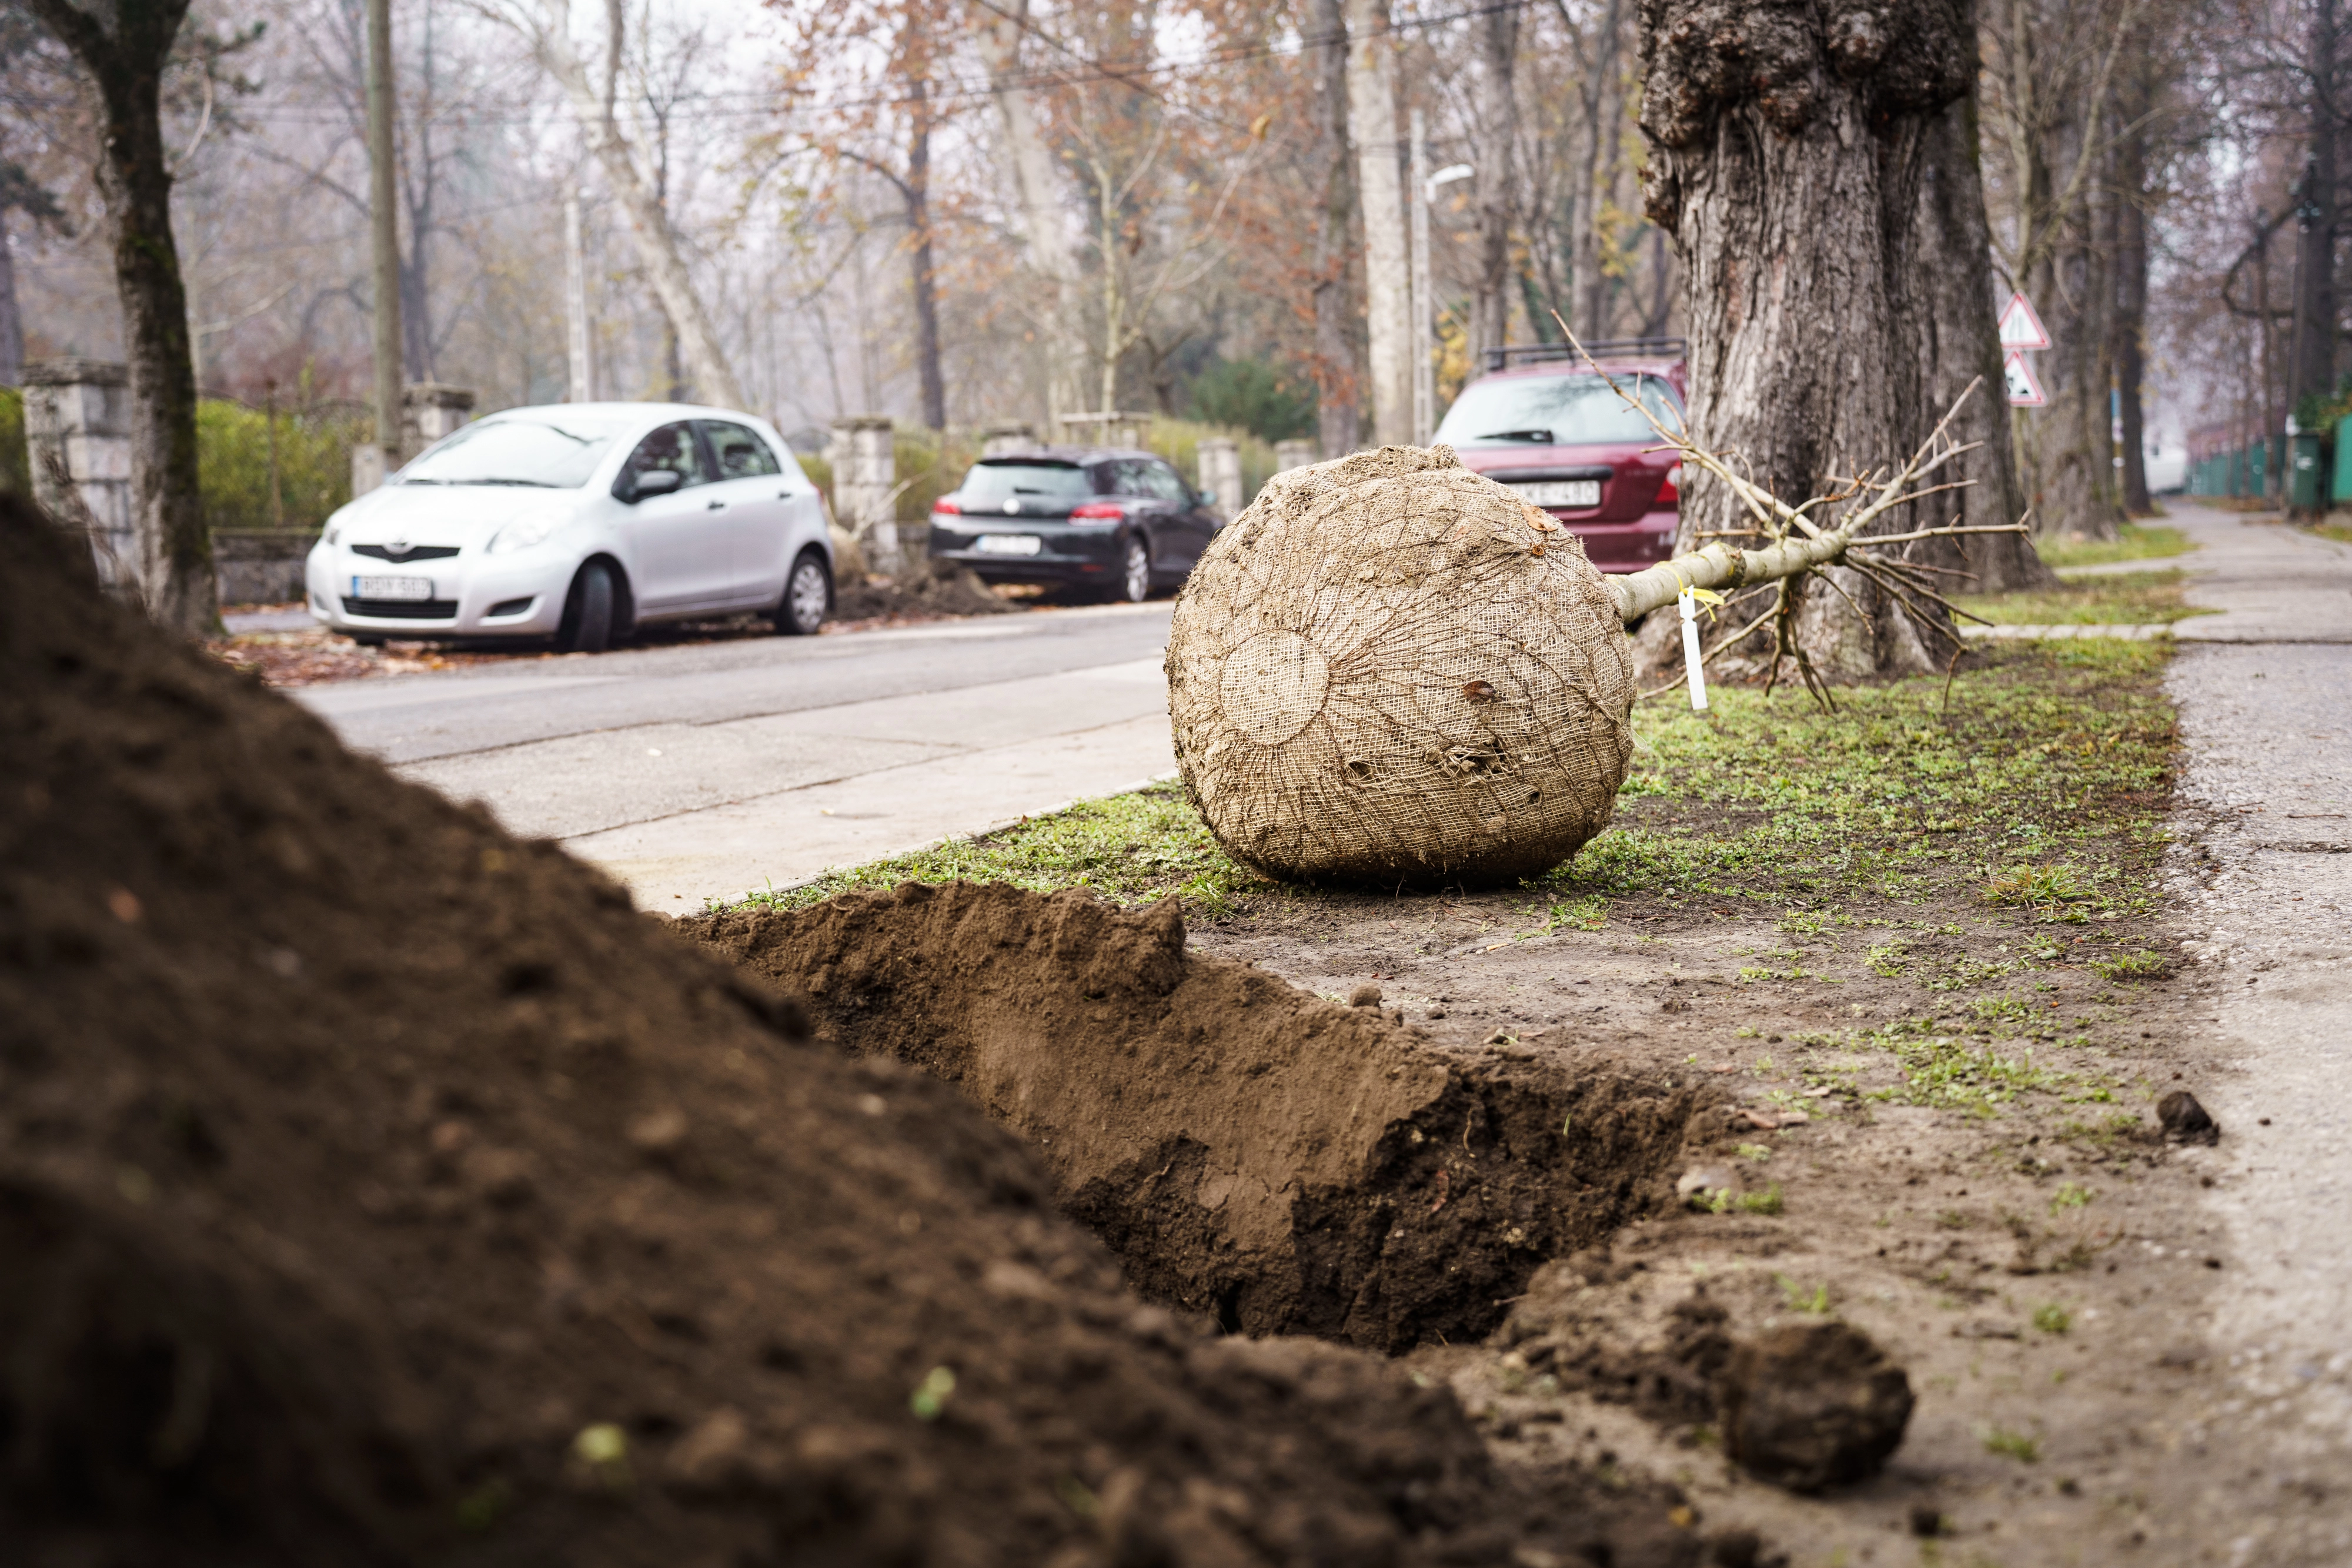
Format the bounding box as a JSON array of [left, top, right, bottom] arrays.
[[926, 447, 1222, 601]]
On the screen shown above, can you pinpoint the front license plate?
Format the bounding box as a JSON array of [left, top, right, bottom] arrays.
[[1511, 480, 1602, 509], [974, 534, 1043, 556], [351, 574, 435, 600]]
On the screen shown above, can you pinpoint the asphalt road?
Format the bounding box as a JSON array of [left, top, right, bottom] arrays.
[[297, 601, 1178, 907]]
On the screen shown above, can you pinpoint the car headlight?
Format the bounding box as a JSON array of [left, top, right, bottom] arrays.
[[487, 508, 572, 554]]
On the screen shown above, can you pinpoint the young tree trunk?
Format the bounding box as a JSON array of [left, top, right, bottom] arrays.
[[2293, 0, 2340, 419], [906, 73, 947, 432], [1468, 1, 1518, 366], [1308, 0, 1359, 456], [2114, 63, 2153, 517], [975, 0, 1081, 429], [0, 206, 22, 388], [1913, 86, 2050, 590], [1639, 0, 1979, 680], [1345, 0, 1411, 446], [25, 0, 216, 636], [1570, 0, 1625, 340]]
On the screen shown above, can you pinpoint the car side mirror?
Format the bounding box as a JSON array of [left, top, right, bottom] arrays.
[[624, 468, 684, 502]]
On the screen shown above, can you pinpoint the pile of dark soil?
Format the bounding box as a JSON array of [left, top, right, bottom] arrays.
[[683, 884, 1703, 1353], [834, 564, 1016, 623], [0, 497, 1706, 1566]]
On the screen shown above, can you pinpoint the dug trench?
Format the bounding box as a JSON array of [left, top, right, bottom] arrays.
[[683, 885, 1708, 1355]]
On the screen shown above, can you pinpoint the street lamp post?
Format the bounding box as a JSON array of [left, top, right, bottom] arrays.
[[1407, 108, 1473, 446]]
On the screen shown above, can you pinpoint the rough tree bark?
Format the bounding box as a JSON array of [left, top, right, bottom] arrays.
[[22, 0, 216, 636], [1468, 0, 1518, 366], [975, 0, 1082, 430], [1310, 0, 1359, 457], [1639, 0, 1985, 679], [1345, 0, 1411, 446]]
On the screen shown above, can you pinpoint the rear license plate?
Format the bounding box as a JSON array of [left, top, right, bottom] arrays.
[[351, 574, 435, 600], [1511, 480, 1602, 509], [974, 534, 1042, 556]]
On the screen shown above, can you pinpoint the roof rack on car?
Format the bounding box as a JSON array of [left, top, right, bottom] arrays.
[[1482, 338, 1687, 373]]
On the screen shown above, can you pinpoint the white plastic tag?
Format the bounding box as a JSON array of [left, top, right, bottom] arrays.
[[1679, 589, 1709, 711]]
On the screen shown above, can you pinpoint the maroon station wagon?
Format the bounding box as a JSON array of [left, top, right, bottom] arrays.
[[1431, 340, 1688, 573]]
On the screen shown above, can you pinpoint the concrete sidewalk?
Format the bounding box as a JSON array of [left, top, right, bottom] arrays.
[[2157, 502, 2352, 1559]]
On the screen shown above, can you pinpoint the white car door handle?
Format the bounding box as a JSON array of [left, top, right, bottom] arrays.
[[706, 499, 726, 510]]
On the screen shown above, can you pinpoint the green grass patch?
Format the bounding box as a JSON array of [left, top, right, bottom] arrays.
[[1983, 1426, 2041, 1463], [710, 783, 1268, 914], [706, 642, 2175, 924], [2090, 949, 2168, 981], [2036, 521, 2192, 568], [2301, 520, 2352, 546], [1955, 569, 2211, 626]]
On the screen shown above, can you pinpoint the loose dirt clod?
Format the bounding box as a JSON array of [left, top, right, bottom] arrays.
[[1164, 446, 1636, 888], [2158, 1088, 2220, 1144], [0, 498, 1698, 1566], [684, 883, 1702, 1352], [1716, 1322, 1915, 1493]]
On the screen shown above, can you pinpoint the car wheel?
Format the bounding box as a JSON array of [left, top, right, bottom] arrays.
[[1118, 535, 1151, 603], [775, 549, 831, 636], [559, 560, 616, 653]]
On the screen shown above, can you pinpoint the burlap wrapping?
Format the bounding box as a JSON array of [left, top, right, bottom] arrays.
[[1165, 446, 1635, 888]]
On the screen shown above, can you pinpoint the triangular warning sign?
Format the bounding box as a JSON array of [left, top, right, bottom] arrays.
[[1997, 292, 2051, 350], [2003, 349, 2048, 407]]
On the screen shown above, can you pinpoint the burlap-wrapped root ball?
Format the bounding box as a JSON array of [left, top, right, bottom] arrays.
[[1165, 445, 1636, 889]]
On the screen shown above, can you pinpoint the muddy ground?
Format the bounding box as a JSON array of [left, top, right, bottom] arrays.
[[1176, 870, 2264, 1564]]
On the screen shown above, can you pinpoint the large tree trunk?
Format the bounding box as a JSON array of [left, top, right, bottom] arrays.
[[25, 0, 216, 637], [1913, 86, 2050, 590], [1345, 0, 1410, 446], [1468, 2, 1518, 367], [975, 0, 1081, 430], [1639, 0, 1979, 681], [1309, 0, 1359, 457]]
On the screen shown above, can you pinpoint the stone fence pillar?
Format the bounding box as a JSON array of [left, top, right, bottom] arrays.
[[22, 359, 137, 594], [980, 422, 1038, 458], [1273, 439, 1318, 473], [1058, 410, 1151, 450], [1197, 437, 1242, 520], [829, 416, 898, 576], [352, 383, 479, 497]]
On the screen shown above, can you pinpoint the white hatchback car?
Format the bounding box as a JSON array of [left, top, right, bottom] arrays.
[[305, 403, 834, 650]]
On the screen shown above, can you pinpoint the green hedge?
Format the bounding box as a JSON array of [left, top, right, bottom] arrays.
[[197, 399, 366, 531], [0, 388, 26, 498]]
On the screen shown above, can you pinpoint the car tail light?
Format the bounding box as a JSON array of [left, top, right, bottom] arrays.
[[933, 496, 961, 516], [1656, 466, 1680, 506], [1070, 502, 1123, 520]]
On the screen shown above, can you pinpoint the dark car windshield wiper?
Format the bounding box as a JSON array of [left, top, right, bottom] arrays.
[[1475, 429, 1556, 443]]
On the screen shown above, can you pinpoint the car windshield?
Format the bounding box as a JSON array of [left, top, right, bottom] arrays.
[[398, 414, 636, 488], [1434, 373, 1684, 448], [956, 461, 1096, 504]]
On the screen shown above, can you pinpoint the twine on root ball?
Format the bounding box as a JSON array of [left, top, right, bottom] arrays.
[[1164, 445, 1636, 890]]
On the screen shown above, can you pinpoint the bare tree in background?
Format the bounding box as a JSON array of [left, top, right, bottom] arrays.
[[473, 0, 746, 409], [1347, 0, 1409, 444], [1466, 0, 1516, 368], [975, 0, 1082, 428], [1308, 0, 1359, 455]]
